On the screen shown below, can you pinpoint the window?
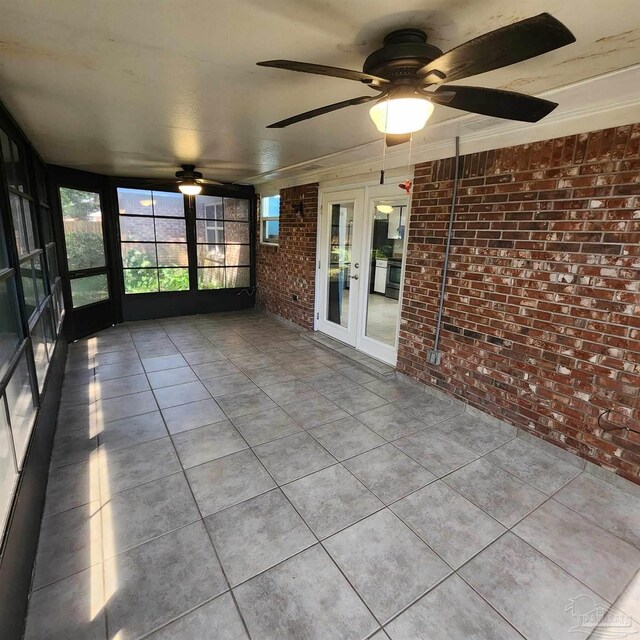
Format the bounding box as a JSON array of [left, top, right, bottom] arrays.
[[0, 123, 61, 549], [60, 188, 106, 271], [260, 195, 280, 245], [117, 188, 189, 294], [196, 195, 251, 289], [0, 399, 18, 540]]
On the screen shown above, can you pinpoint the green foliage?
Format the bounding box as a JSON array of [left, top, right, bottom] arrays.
[[159, 268, 189, 291], [60, 188, 101, 221], [66, 232, 105, 271], [123, 247, 189, 293]]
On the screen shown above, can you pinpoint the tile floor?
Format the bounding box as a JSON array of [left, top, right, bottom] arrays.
[[24, 311, 640, 640]]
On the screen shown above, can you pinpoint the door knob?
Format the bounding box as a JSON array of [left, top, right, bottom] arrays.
[[350, 274, 359, 280]]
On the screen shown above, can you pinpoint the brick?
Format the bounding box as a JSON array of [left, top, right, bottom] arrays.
[[397, 124, 640, 485], [255, 183, 319, 329]]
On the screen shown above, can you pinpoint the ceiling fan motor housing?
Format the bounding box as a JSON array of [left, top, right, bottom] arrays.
[[175, 164, 203, 180], [363, 29, 443, 83]]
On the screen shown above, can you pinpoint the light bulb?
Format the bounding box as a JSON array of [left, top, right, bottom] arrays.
[[369, 97, 434, 134], [178, 180, 202, 196], [376, 204, 394, 214]]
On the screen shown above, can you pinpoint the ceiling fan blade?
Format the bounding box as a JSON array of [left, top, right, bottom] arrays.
[[418, 13, 575, 84], [198, 179, 241, 191], [431, 85, 557, 122], [385, 134, 411, 147], [266, 95, 376, 128], [257, 60, 388, 86]]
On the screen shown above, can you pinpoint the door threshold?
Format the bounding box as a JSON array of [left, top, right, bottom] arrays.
[[300, 331, 396, 380]]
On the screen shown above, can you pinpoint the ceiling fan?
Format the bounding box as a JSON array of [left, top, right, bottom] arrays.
[[257, 13, 575, 145], [143, 165, 238, 195]]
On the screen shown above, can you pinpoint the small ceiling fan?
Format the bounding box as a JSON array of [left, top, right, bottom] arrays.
[[143, 165, 238, 195], [257, 13, 575, 145]]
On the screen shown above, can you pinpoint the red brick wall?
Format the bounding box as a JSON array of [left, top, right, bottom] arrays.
[[256, 183, 319, 329], [398, 123, 640, 484]]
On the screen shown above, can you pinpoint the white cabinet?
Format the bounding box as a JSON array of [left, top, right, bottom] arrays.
[[374, 258, 387, 293]]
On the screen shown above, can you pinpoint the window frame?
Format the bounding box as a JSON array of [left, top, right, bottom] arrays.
[[194, 194, 251, 291], [117, 187, 190, 295], [259, 194, 281, 246]]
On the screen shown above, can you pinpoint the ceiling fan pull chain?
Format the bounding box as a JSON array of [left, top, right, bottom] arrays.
[[398, 133, 414, 195]]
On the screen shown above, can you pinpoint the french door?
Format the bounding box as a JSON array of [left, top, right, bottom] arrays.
[[317, 185, 410, 365]]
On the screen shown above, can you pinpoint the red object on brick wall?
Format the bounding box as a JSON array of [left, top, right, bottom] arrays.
[[256, 183, 319, 329], [399, 123, 640, 484]]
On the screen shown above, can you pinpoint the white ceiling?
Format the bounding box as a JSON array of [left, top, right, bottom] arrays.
[[0, 0, 639, 183]]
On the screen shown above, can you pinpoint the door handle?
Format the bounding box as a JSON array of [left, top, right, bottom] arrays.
[[350, 274, 359, 280]]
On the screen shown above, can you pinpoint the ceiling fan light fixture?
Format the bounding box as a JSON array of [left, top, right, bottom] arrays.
[[369, 97, 434, 134], [376, 204, 394, 214], [178, 179, 202, 196]]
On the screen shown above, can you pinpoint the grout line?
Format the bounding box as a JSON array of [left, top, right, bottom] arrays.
[[136, 327, 256, 640], [46, 314, 639, 640]]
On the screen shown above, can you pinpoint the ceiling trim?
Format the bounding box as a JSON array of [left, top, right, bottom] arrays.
[[251, 64, 640, 192]]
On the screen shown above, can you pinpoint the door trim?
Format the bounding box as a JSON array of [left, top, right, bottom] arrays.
[[315, 182, 412, 366], [316, 188, 364, 346]]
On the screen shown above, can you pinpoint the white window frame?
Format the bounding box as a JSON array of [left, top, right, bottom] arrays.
[[260, 194, 280, 246]]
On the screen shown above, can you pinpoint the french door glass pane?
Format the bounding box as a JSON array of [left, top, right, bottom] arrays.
[[327, 203, 354, 328], [197, 244, 224, 267], [6, 350, 36, 467], [59, 188, 106, 270], [159, 268, 189, 291], [364, 199, 406, 346], [0, 277, 21, 378], [124, 269, 158, 294], [121, 242, 157, 268], [156, 243, 188, 267], [70, 274, 109, 308]]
